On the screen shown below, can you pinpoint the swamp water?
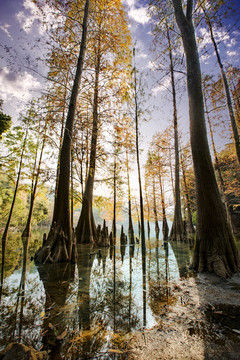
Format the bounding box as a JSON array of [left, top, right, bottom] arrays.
[[1, 231, 239, 359]]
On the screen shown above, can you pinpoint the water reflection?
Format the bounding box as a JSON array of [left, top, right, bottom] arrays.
[[37, 262, 75, 359], [1, 233, 196, 358]]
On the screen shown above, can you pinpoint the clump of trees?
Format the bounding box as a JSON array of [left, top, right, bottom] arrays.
[[1, 0, 240, 278]]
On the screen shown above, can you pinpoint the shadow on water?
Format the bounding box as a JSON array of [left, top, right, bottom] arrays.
[[1, 229, 240, 359]]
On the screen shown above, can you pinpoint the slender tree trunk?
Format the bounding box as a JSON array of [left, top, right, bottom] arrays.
[[145, 184, 151, 240], [158, 163, 169, 240], [180, 150, 195, 235], [166, 22, 184, 241], [1, 125, 28, 293], [172, 0, 240, 277], [169, 147, 175, 200], [35, 0, 89, 263], [22, 131, 46, 238], [76, 49, 101, 244], [113, 151, 117, 243], [203, 8, 240, 165], [133, 52, 145, 245], [126, 149, 134, 244], [152, 175, 159, 238]]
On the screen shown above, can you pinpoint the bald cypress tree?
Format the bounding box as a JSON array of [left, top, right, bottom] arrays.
[[172, 0, 239, 277]]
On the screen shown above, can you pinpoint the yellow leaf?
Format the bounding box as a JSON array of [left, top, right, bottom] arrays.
[[108, 349, 123, 354]]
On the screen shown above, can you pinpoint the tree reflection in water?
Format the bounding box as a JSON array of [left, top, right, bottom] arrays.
[[0, 234, 196, 359], [37, 262, 75, 359]]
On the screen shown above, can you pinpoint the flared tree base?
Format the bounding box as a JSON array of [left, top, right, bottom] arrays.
[[193, 228, 240, 278], [34, 224, 76, 264]]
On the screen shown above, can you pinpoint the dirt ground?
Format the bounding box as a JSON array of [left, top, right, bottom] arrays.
[[127, 273, 240, 360]]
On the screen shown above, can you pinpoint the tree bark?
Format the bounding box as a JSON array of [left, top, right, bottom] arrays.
[[166, 22, 184, 241], [152, 175, 160, 238], [180, 149, 195, 235], [35, 0, 89, 263], [158, 163, 169, 241], [126, 149, 134, 244], [172, 0, 240, 277], [75, 49, 100, 244], [133, 50, 145, 246], [203, 89, 235, 233]]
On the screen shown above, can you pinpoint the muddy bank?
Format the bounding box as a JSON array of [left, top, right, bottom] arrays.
[[128, 273, 240, 360]]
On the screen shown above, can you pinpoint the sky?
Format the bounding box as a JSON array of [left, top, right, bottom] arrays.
[[1, 0, 239, 135], [0, 0, 240, 202]]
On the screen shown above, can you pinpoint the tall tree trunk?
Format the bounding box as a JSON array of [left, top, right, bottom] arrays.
[[203, 89, 235, 233], [169, 147, 175, 200], [76, 50, 101, 244], [54, 73, 69, 204], [113, 151, 117, 243], [35, 0, 89, 263], [152, 175, 159, 238], [133, 50, 145, 245], [22, 130, 46, 238], [158, 162, 169, 241], [166, 22, 184, 241], [172, 0, 240, 277], [71, 146, 74, 231], [145, 183, 151, 240], [202, 7, 240, 165], [126, 149, 134, 244], [180, 149, 195, 235], [1, 125, 28, 294]]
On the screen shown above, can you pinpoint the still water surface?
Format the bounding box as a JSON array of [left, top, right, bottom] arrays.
[[0, 229, 193, 359]]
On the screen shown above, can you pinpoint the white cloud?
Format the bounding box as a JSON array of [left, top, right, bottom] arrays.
[[16, 0, 40, 33], [0, 24, 13, 40], [0, 67, 41, 103], [137, 52, 148, 59], [198, 25, 236, 52], [152, 77, 171, 95], [226, 50, 237, 56], [16, 0, 63, 35], [200, 53, 211, 64], [226, 38, 237, 47], [147, 61, 158, 70], [123, 0, 135, 7], [128, 6, 150, 25]]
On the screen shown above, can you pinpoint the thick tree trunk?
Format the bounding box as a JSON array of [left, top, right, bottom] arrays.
[[76, 50, 100, 244], [166, 22, 184, 241], [203, 90, 235, 233], [35, 0, 89, 263], [172, 0, 240, 277]]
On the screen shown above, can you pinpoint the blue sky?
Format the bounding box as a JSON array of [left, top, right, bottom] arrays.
[[0, 0, 239, 161]]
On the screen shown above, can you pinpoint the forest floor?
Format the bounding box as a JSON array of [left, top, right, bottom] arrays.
[[127, 273, 240, 360]]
